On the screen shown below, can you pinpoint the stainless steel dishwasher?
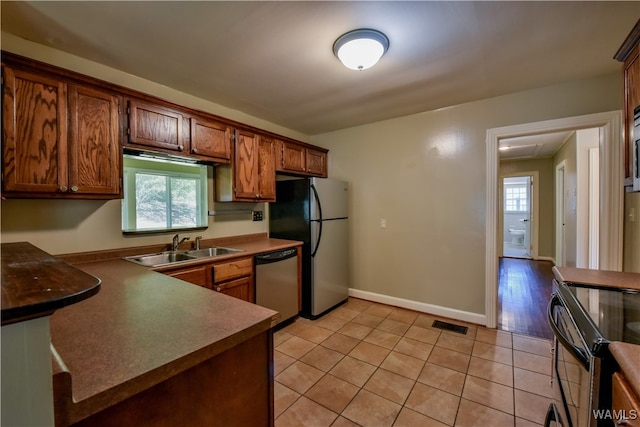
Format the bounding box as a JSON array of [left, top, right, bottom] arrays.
[[255, 248, 299, 326]]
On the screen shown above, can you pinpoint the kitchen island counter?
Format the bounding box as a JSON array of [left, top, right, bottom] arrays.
[[51, 257, 279, 426]]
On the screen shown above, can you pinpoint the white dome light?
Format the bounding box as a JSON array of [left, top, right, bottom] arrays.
[[333, 29, 389, 71]]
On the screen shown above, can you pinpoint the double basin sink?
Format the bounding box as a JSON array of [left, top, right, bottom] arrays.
[[125, 247, 243, 267]]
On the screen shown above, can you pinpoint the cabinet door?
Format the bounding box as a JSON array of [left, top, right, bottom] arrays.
[[306, 148, 327, 177], [127, 99, 184, 153], [68, 84, 121, 196], [279, 141, 306, 173], [2, 67, 68, 193], [213, 277, 254, 303], [233, 130, 260, 200], [257, 136, 276, 201], [190, 117, 232, 162], [624, 44, 640, 184], [612, 373, 640, 427]]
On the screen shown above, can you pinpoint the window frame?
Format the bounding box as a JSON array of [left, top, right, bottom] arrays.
[[122, 155, 209, 235], [504, 183, 528, 213]]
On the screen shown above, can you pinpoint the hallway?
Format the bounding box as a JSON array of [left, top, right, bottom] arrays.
[[498, 258, 554, 340]]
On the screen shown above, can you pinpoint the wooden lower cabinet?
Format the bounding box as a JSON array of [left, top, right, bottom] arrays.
[[66, 330, 274, 427], [212, 257, 254, 303], [162, 257, 254, 303], [612, 372, 640, 427]]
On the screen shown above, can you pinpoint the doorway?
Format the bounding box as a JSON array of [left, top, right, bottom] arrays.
[[502, 175, 533, 258], [484, 111, 624, 329]]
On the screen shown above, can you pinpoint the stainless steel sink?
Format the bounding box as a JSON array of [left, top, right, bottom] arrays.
[[125, 251, 197, 267], [185, 247, 244, 258], [124, 246, 243, 267]]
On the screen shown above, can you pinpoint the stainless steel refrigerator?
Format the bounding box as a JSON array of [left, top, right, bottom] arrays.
[[269, 177, 349, 318]]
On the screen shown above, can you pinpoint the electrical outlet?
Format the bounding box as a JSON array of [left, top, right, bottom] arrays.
[[252, 210, 263, 221]]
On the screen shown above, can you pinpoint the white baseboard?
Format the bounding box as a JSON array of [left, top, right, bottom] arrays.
[[348, 288, 486, 326], [537, 256, 556, 264]]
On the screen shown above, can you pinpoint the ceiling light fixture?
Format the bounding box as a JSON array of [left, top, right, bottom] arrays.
[[333, 28, 389, 71]]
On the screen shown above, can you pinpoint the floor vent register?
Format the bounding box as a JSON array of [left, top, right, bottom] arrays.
[[432, 320, 468, 335]]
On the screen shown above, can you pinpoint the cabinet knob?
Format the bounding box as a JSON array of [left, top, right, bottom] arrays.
[[192, 148, 198, 154], [59, 186, 68, 192], [178, 145, 184, 151], [71, 185, 79, 192]]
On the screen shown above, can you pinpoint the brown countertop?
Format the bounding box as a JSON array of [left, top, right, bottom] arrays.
[[610, 342, 640, 398], [553, 266, 640, 291], [1, 242, 101, 325], [50, 236, 287, 424]]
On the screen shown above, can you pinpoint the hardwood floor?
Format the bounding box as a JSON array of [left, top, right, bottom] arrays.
[[498, 257, 554, 340]]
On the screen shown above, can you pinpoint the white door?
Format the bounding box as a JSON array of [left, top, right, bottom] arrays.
[[503, 176, 532, 258]]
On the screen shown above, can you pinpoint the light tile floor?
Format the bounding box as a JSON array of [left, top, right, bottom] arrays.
[[274, 298, 553, 427]]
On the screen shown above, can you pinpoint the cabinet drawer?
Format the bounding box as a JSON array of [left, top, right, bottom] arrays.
[[166, 265, 210, 288], [612, 372, 640, 427], [213, 258, 252, 283]]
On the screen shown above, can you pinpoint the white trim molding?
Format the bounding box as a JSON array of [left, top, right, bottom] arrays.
[[485, 110, 624, 329], [348, 288, 486, 326]]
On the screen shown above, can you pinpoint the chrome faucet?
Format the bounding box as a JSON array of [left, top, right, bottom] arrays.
[[195, 236, 203, 250], [172, 234, 190, 251]]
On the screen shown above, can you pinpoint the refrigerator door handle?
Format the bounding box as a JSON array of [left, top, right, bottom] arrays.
[[311, 184, 323, 257]]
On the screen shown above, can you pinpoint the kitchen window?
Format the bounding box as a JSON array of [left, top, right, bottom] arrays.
[[122, 155, 208, 234]]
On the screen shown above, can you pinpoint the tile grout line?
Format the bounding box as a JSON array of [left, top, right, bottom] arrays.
[[274, 299, 553, 427]]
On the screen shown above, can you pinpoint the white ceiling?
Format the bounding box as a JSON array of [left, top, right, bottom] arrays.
[[499, 131, 574, 160], [1, 1, 638, 137]]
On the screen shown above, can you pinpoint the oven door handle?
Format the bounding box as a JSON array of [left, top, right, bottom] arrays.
[[547, 294, 590, 370]]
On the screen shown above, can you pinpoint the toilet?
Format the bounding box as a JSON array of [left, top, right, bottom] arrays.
[[508, 227, 525, 246]]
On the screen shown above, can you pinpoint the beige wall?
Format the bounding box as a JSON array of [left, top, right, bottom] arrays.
[[311, 74, 621, 316], [0, 34, 308, 255], [500, 158, 555, 259]]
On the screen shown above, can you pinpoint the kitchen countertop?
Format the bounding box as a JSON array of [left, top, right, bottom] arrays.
[[552, 266, 640, 291], [1, 242, 101, 325], [50, 235, 297, 424], [609, 342, 640, 398]]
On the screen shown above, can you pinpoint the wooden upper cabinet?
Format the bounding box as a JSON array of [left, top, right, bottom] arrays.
[[615, 20, 640, 189], [68, 84, 121, 196], [190, 116, 232, 162], [2, 65, 121, 198], [2, 67, 68, 194], [306, 147, 327, 177], [233, 129, 261, 200], [126, 99, 185, 153], [257, 136, 276, 201], [217, 130, 275, 202], [276, 140, 328, 177], [278, 140, 306, 174]]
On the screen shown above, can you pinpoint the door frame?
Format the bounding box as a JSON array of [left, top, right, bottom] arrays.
[[555, 161, 566, 267], [499, 172, 539, 259], [484, 111, 623, 329]]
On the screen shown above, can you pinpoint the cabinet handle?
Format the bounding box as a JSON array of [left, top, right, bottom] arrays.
[[59, 186, 68, 192], [178, 145, 184, 150], [192, 148, 198, 154], [71, 185, 79, 192]]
